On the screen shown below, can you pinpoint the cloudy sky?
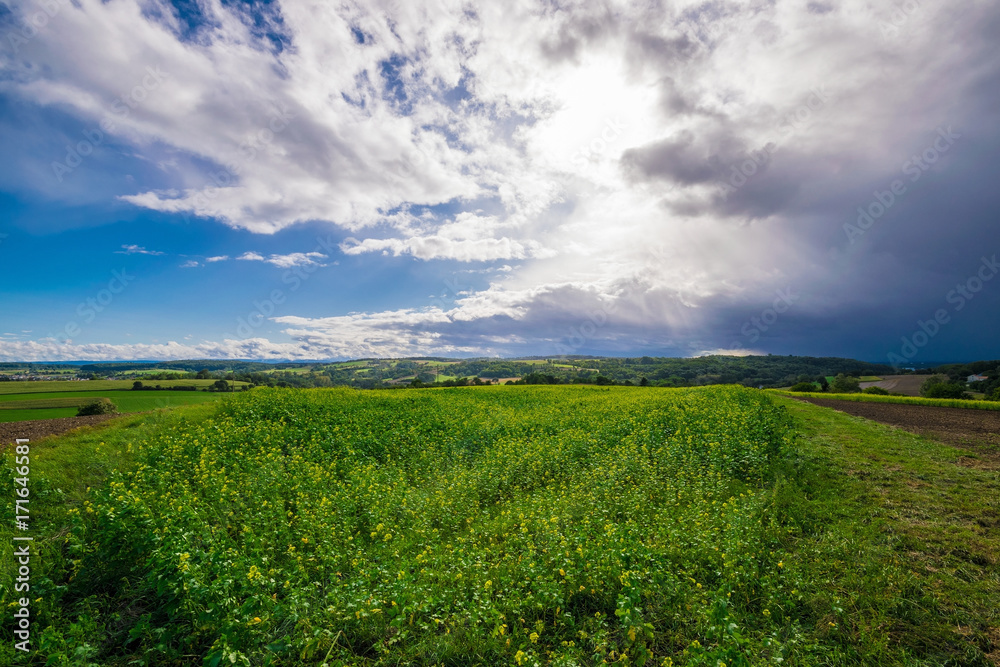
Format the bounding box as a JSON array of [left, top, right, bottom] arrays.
[[1, 0, 998, 364]]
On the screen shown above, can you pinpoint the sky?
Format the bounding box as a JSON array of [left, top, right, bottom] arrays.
[[0, 0, 998, 364]]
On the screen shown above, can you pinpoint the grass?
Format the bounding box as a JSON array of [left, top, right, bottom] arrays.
[[0, 379, 249, 395], [0, 397, 98, 410], [771, 389, 1000, 411], [0, 391, 241, 423], [0, 407, 79, 421], [2, 388, 997, 665], [766, 396, 999, 664]]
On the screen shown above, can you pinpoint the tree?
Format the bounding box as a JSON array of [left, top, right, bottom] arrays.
[[212, 379, 230, 392], [919, 375, 950, 397], [830, 373, 861, 393], [132, 381, 144, 390], [921, 376, 969, 399], [789, 382, 818, 392], [196, 368, 211, 379]]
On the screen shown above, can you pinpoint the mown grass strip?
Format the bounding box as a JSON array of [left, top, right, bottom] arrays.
[[772, 390, 1000, 411], [768, 396, 999, 665]]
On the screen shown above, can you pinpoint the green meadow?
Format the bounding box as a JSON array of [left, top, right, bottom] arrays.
[[0, 380, 251, 422], [1, 386, 996, 665]]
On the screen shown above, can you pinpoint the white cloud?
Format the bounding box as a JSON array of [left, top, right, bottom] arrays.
[[3, 0, 998, 356], [205, 255, 230, 262], [180, 260, 200, 268], [117, 244, 164, 256], [237, 251, 326, 268]]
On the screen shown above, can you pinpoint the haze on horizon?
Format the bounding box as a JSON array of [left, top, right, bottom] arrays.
[[1, 0, 998, 364]]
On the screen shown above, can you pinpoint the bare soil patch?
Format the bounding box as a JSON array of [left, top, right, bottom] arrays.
[[858, 374, 927, 396], [0, 414, 118, 448], [794, 397, 1000, 466]]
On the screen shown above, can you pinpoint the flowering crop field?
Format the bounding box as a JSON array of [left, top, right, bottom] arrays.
[[17, 385, 803, 666]]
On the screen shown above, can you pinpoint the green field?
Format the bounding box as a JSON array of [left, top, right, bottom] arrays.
[[824, 375, 882, 383], [773, 389, 1000, 411], [0, 408, 88, 421], [0, 397, 99, 410], [2, 386, 997, 665], [0, 379, 249, 395], [0, 386, 249, 422]]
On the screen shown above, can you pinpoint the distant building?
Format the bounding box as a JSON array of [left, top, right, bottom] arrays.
[[967, 374, 988, 383]]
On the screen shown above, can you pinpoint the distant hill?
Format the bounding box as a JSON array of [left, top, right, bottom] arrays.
[[12, 355, 997, 393]]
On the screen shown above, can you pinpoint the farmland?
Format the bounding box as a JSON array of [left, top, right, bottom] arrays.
[[2, 385, 998, 665], [0, 379, 250, 395], [773, 389, 1000, 411], [0, 380, 251, 422]]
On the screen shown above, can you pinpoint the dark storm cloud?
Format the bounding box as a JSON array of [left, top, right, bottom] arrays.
[[806, 2, 835, 15], [620, 130, 721, 185], [539, 7, 620, 64]]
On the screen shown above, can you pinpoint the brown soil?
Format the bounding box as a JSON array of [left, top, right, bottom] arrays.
[[795, 397, 1000, 466], [858, 374, 927, 396], [0, 414, 119, 448]]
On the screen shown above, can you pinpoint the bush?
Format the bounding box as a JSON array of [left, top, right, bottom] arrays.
[[789, 382, 819, 392], [920, 375, 970, 399], [76, 399, 118, 416], [863, 386, 890, 395], [924, 383, 970, 400], [830, 373, 861, 393], [919, 374, 948, 397]]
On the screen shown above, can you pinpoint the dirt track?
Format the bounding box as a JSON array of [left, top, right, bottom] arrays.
[[0, 414, 118, 447], [795, 397, 1000, 464]]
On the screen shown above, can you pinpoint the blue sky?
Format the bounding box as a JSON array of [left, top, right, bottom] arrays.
[[1, 0, 998, 363]]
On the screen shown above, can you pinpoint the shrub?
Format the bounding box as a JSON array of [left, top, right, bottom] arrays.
[[863, 386, 889, 395], [77, 399, 118, 416], [789, 382, 819, 392], [919, 374, 949, 397], [830, 373, 861, 393], [924, 383, 970, 400]]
